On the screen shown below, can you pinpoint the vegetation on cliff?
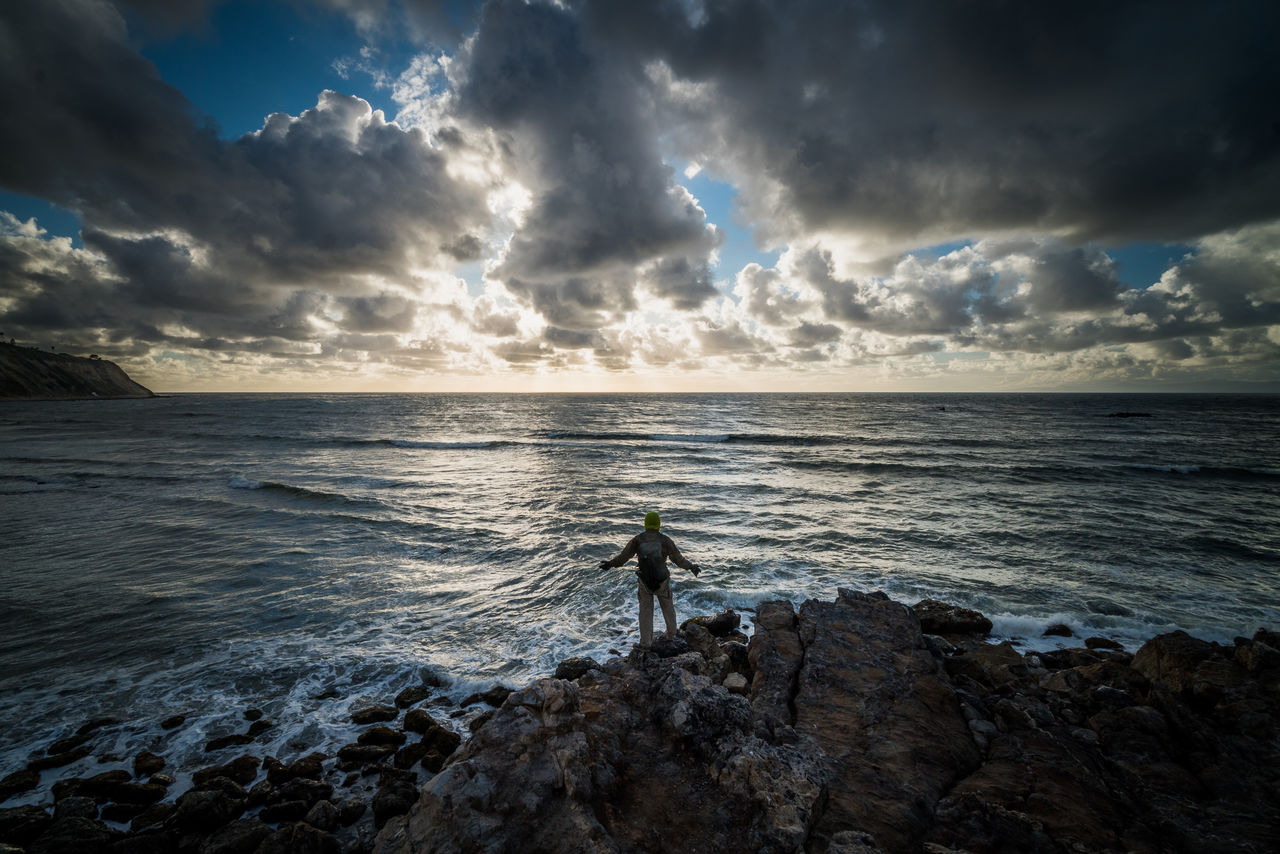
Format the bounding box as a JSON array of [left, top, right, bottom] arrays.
[[0, 343, 154, 399]]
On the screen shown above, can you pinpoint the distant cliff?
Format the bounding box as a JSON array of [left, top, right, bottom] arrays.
[[0, 343, 155, 399]]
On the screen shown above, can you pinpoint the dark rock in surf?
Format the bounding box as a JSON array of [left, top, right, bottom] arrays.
[[52, 797, 96, 822], [172, 788, 245, 833], [357, 727, 406, 748], [1085, 636, 1124, 651], [394, 686, 431, 709], [258, 800, 309, 824], [132, 751, 165, 777], [27, 746, 91, 772], [127, 802, 174, 833], [351, 705, 398, 725], [192, 756, 260, 787], [159, 715, 186, 731], [304, 800, 339, 833], [458, 686, 513, 709], [27, 815, 121, 854], [0, 805, 53, 847], [911, 598, 993, 635], [204, 733, 254, 752], [75, 717, 121, 738], [197, 817, 272, 854], [0, 769, 39, 803], [246, 719, 273, 738], [1044, 623, 1073, 637], [552, 656, 601, 681], [255, 821, 340, 854], [337, 797, 367, 827], [681, 609, 742, 637], [244, 708, 264, 722], [336, 744, 395, 766], [47, 733, 92, 755]]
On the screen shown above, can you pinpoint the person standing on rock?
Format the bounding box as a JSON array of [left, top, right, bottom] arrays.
[[598, 511, 700, 647]]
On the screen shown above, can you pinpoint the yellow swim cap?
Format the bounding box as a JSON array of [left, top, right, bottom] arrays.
[[644, 511, 661, 530]]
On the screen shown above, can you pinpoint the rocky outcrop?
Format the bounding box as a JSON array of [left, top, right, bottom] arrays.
[[374, 592, 1280, 854], [0, 342, 154, 399]]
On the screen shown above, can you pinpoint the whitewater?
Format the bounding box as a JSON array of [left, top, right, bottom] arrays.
[[2, 392, 1278, 792]]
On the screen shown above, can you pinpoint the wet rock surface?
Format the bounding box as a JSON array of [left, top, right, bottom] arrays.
[[370, 595, 1279, 854], [4, 597, 1277, 854]]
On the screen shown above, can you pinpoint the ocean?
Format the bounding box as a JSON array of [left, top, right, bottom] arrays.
[[2, 392, 1278, 795]]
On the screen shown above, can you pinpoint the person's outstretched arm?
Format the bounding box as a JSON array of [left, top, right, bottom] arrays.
[[662, 535, 700, 575], [599, 535, 640, 569]]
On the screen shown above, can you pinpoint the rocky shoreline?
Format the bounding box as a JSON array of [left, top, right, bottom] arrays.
[[0, 343, 154, 400], [2, 591, 1277, 853]]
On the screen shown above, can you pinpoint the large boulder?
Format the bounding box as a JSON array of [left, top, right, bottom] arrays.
[[911, 599, 993, 636]]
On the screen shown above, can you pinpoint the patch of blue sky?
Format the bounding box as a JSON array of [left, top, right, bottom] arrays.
[[0, 192, 83, 247], [906, 239, 973, 262], [133, 0, 412, 140], [676, 164, 780, 285], [1107, 242, 1194, 290]]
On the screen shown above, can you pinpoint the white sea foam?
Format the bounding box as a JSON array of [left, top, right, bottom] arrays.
[[228, 474, 262, 489]]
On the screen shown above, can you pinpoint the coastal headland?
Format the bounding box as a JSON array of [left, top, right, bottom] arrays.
[[1, 590, 1277, 853], [0, 343, 154, 400]]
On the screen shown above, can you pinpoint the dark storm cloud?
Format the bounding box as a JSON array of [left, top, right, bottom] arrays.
[[448, 0, 720, 324], [0, 0, 489, 354], [587, 0, 1280, 247]]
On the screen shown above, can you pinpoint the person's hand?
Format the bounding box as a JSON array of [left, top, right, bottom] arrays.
[[690, 564, 701, 577], [597, 560, 611, 570]]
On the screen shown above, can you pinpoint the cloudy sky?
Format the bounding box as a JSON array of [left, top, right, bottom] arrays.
[[2, 0, 1278, 392]]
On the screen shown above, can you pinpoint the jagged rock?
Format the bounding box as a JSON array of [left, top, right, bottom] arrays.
[[277, 778, 333, 807], [0, 805, 52, 847], [466, 710, 495, 733], [197, 817, 272, 854], [171, 788, 245, 833], [372, 660, 825, 854], [553, 656, 601, 681], [53, 797, 97, 822], [351, 706, 399, 725], [0, 769, 39, 802], [27, 816, 121, 854], [401, 709, 435, 735], [147, 773, 174, 787], [794, 589, 981, 853], [132, 752, 165, 777], [264, 753, 326, 786], [336, 745, 395, 766], [357, 727, 406, 747], [1085, 636, 1124, 651], [372, 782, 416, 829], [111, 829, 178, 853], [337, 797, 367, 827], [911, 599, 993, 635], [128, 802, 174, 832], [723, 672, 748, 694], [303, 799, 339, 832], [394, 686, 431, 709], [458, 685, 513, 708], [255, 821, 340, 854], [193, 756, 260, 787], [747, 599, 804, 737], [259, 801, 310, 824], [100, 802, 149, 823], [393, 743, 429, 771], [193, 777, 248, 801], [681, 609, 742, 637]]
